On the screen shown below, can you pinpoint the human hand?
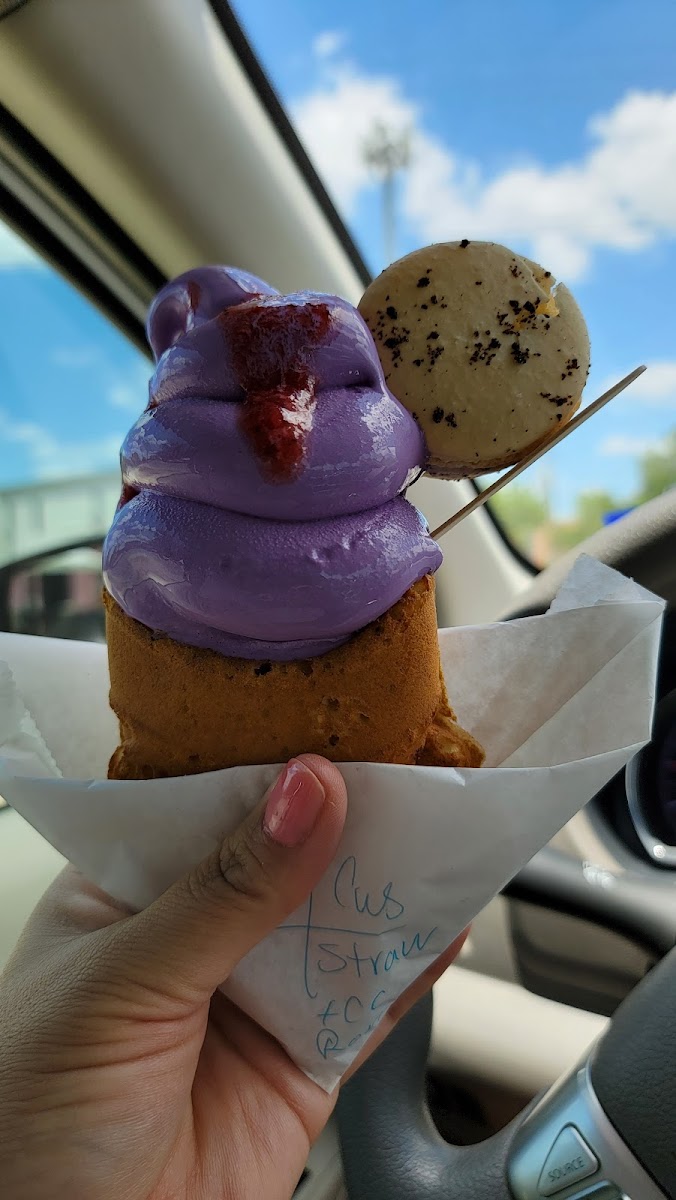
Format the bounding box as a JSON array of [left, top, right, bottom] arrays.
[[0, 754, 467, 1200]]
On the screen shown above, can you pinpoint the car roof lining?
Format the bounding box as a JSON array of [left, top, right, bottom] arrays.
[[0, 0, 368, 298]]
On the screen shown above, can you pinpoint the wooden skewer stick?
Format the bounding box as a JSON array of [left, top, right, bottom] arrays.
[[430, 365, 647, 541]]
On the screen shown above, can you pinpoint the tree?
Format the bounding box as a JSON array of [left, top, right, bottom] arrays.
[[491, 485, 548, 558], [549, 489, 620, 554], [489, 427, 676, 566], [636, 431, 676, 504]]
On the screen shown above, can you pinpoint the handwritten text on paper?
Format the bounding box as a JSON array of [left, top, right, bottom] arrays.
[[278, 854, 438, 1062]]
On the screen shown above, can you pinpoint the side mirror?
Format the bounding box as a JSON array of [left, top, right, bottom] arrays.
[[0, 540, 105, 642]]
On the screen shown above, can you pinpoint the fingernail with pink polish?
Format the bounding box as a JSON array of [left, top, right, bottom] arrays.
[[263, 759, 326, 848]]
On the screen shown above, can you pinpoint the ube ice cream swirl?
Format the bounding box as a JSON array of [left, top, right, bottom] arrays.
[[103, 266, 442, 660]]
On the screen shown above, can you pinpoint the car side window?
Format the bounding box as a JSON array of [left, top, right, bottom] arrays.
[[0, 219, 148, 640]]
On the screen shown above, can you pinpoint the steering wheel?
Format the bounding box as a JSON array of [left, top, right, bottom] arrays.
[[337, 490, 676, 1200]]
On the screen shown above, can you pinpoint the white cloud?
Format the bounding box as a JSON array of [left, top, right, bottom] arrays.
[[597, 360, 676, 408], [108, 383, 141, 411], [49, 350, 148, 411], [312, 30, 347, 59], [106, 360, 149, 411], [631, 361, 676, 405], [293, 64, 676, 280], [0, 223, 45, 271], [0, 408, 122, 480], [51, 347, 101, 369], [600, 433, 666, 457], [294, 66, 415, 211], [49, 350, 148, 410]]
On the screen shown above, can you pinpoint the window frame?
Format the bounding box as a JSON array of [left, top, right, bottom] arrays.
[[0, 101, 164, 352], [470, 480, 540, 575]]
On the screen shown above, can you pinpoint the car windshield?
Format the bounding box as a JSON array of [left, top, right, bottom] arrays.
[[233, 0, 676, 565]]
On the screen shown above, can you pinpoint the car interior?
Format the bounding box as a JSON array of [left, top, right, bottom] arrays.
[[0, 3, 675, 1199]]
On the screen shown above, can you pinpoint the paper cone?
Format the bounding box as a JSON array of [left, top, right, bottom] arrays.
[[0, 556, 664, 1090]]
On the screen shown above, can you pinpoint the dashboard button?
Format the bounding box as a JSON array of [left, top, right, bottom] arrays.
[[538, 1125, 599, 1196]]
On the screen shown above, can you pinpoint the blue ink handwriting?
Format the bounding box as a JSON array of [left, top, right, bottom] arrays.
[[273, 855, 438, 1065], [333, 855, 405, 920]]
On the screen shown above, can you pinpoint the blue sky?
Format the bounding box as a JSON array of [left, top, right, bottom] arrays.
[[0, 0, 674, 523], [0, 231, 148, 488]]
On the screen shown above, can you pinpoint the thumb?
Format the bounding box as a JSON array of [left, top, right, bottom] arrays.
[[114, 754, 347, 1004]]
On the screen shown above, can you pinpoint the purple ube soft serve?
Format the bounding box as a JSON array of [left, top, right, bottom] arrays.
[[103, 266, 442, 660]]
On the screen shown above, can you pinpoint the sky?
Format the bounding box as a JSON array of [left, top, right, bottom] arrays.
[[0, 0, 675, 525], [0, 224, 148, 489]]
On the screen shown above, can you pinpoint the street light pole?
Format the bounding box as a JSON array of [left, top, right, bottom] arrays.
[[362, 122, 411, 267]]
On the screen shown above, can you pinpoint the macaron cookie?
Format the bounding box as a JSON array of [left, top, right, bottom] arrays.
[[358, 240, 590, 478]]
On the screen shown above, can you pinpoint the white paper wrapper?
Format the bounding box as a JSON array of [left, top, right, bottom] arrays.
[[0, 556, 664, 1091]]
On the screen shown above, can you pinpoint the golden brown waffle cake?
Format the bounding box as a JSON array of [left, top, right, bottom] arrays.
[[105, 576, 484, 779]]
